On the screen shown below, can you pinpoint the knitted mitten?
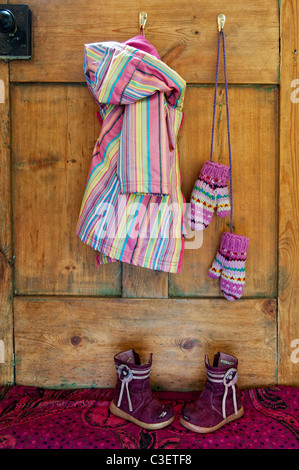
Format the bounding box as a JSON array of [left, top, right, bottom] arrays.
[[187, 161, 231, 230], [209, 232, 249, 301]]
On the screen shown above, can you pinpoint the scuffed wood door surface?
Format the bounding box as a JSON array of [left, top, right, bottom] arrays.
[[0, 0, 297, 388]]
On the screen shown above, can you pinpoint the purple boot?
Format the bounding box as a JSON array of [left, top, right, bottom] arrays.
[[180, 352, 244, 433], [110, 349, 174, 429]]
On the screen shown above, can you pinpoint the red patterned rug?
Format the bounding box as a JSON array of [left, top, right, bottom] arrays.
[[0, 385, 298, 449]]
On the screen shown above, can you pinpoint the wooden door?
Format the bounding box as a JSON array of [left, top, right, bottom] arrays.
[[0, 0, 298, 390]]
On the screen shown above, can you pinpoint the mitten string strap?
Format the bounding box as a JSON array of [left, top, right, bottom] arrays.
[[209, 30, 221, 164], [210, 30, 233, 234]]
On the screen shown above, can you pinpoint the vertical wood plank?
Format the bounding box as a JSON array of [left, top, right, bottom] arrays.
[[170, 86, 278, 297], [0, 61, 14, 384], [12, 84, 121, 296], [278, 0, 299, 385], [122, 265, 168, 298]]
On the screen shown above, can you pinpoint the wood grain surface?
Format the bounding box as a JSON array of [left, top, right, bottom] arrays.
[[12, 84, 121, 296], [0, 61, 14, 384], [14, 297, 277, 390], [171, 85, 278, 297], [12, 84, 277, 298], [278, 0, 299, 385], [9, 0, 279, 84], [1, 0, 296, 389]]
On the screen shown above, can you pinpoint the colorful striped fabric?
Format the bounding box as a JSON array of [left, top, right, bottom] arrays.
[[120, 92, 170, 195], [77, 37, 186, 273]]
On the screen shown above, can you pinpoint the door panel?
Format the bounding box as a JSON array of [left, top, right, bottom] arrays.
[[12, 84, 277, 299], [1, 0, 297, 388], [170, 85, 278, 297], [12, 84, 121, 296], [9, 0, 279, 84], [14, 297, 276, 390]]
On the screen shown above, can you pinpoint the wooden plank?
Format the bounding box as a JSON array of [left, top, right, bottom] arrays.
[[170, 85, 278, 297], [12, 84, 278, 298], [0, 61, 14, 385], [122, 264, 168, 298], [12, 84, 121, 296], [278, 0, 299, 385], [9, 0, 279, 84], [14, 297, 277, 390]]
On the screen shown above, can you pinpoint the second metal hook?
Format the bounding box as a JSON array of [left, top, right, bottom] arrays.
[[139, 11, 147, 36], [218, 14, 226, 31]]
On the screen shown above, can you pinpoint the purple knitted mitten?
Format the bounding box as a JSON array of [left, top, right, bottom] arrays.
[[209, 232, 249, 301], [187, 161, 231, 230]]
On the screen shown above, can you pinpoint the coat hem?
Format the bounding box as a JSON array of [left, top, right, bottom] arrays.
[[77, 231, 182, 274]]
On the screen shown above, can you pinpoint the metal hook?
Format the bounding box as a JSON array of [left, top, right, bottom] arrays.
[[139, 11, 147, 36], [218, 14, 226, 31]]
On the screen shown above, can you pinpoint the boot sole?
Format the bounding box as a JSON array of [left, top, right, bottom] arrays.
[[179, 406, 244, 434], [110, 400, 175, 430]]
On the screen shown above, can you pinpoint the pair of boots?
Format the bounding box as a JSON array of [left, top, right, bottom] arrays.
[[110, 349, 243, 433]]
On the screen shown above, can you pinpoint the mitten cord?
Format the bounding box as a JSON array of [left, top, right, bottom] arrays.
[[210, 30, 233, 234]]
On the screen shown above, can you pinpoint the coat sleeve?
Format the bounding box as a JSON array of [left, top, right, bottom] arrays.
[[84, 41, 185, 110]]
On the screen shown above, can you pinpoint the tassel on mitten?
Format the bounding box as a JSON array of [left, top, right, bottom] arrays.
[[187, 161, 231, 231], [209, 232, 249, 301]]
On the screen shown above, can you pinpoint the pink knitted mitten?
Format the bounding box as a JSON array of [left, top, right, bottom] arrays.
[[209, 232, 249, 301], [187, 161, 231, 230]]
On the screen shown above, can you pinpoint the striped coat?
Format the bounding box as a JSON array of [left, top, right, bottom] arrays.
[[76, 38, 186, 273]]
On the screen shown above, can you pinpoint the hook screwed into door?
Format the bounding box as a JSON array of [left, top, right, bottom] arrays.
[[218, 14, 226, 31], [139, 11, 148, 36]]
